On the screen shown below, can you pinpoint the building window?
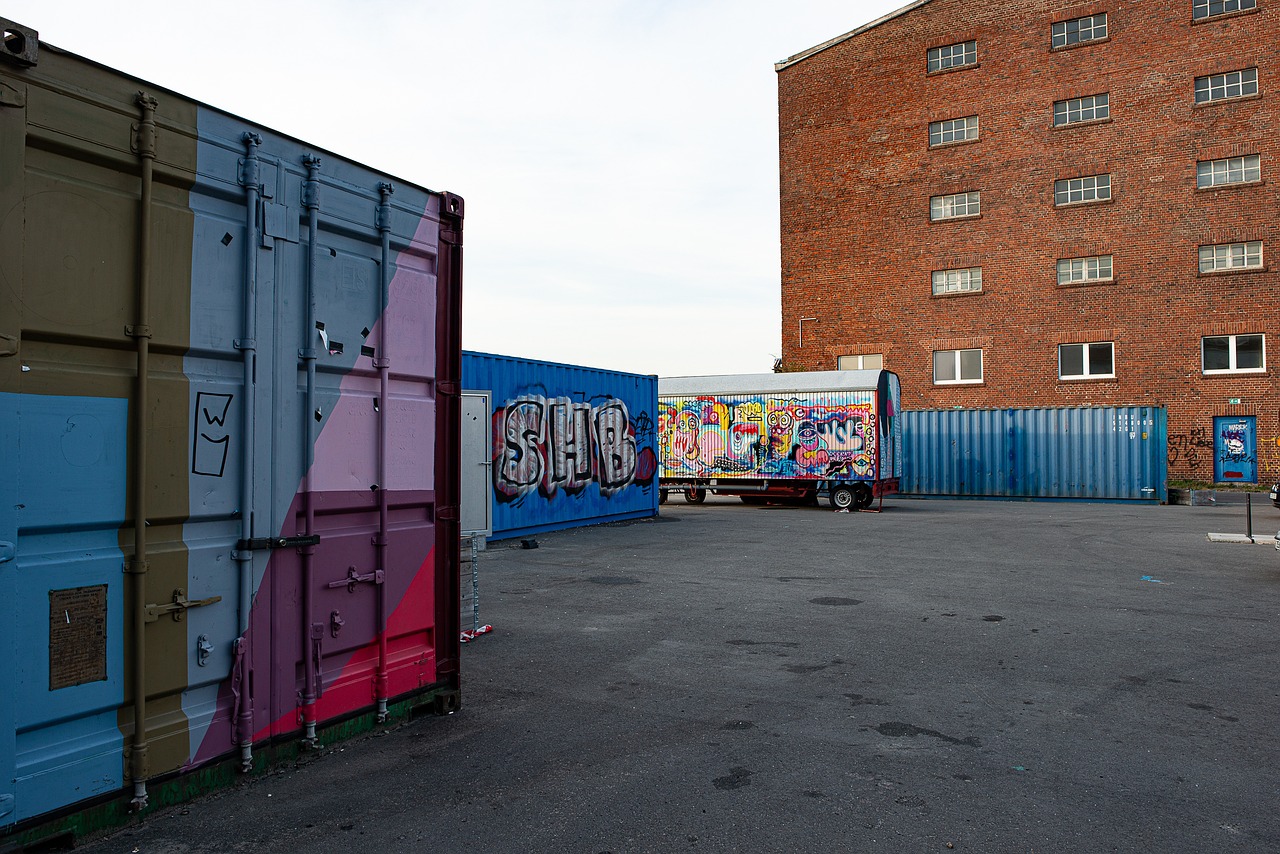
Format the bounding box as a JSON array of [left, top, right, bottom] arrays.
[[930, 191, 981, 221], [929, 115, 980, 146], [1052, 13, 1108, 47], [1055, 174, 1112, 205], [1196, 154, 1261, 187], [1194, 0, 1256, 19], [1059, 342, 1115, 379], [1057, 255, 1114, 284], [1054, 93, 1109, 126], [1195, 68, 1259, 103], [933, 349, 983, 384], [928, 40, 977, 72], [1202, 334, 1264, 374], [837, 354, 884, 370], [1199, 241, 1263, 272], [932, 267, 983, 295]]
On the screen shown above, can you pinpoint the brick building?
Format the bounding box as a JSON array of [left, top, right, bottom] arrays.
[[776, 0, 1279, 484]]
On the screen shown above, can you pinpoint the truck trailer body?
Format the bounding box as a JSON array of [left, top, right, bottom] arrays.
[[0, 22, 462, 840], [657, 370, 902, 509]]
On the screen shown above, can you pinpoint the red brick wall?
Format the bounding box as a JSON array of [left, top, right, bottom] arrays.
[[778, 0, 1280, 484]]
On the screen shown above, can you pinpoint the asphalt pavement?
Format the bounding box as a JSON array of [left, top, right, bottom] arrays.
[[80, 496, 1280, 853]]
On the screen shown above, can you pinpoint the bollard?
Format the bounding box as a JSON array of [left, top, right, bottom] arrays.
[[1246, 493, 1252, 542]]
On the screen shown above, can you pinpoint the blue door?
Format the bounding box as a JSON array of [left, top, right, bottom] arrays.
[[1213, 416, 1257, 483]]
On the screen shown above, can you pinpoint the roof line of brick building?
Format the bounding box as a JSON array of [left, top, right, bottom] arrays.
[[774, 0, 933, 72]]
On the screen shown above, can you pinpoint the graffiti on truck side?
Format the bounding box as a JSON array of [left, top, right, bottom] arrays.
[[658, 395, 877, 479], [492, 394, 657, 502]]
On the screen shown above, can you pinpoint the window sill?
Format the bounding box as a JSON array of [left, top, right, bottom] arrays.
[[1051, 116, 1112, 131], [927, 62, 980, 77], [1193, 92, 1261, 109], [1058, 375, 1118, 383], [930, 213, 983, 224], [1195, 179, 1264, 193], [929, 137, 981, 151], [1054, 197, 1113, 210], [1197, 265, 1268, 278], [1191, 7, 1259, 25], [931, 289, 985, 298], [1201, 369, 1269, 378], [933, 380, 986, 387], [1055, 277, 1116, 289], [1051, 36, 1110, 53]]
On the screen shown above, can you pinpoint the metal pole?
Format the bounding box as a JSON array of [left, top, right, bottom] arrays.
[[1246, 492, 1253, 542]]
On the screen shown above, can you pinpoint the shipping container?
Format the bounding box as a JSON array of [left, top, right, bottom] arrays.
[[658, 370, 903, 509], [462, 351, 660, 540], [901, 407, 1167, 501], [0, 23, 463, 841]]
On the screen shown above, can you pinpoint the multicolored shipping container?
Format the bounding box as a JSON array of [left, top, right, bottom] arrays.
[[1, 23, 462, 840], [461, 352, 659, 540], [900, 407, 1168, 501], [658, 371, 903, 509]]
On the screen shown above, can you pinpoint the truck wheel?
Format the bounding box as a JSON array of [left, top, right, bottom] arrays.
[[685, 488, 707, 504], [829, 485, 854, 510], [855, 484, 874, 509], [659, 490, 668, 505]]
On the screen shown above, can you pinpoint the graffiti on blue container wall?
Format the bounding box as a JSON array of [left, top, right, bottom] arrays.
[[493, 394, 657, 502]]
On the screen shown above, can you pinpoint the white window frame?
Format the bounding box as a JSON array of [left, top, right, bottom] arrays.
[[933, 348, 984, 385], [1194, 0, 1256, 19], [1057, 255, 1114, 285], [928, 40, 977, 72], [1196, 154, 1261, 188], [1052, 13, 1108, 48], [1199, 241, 1263, 272], [931, 267, 983, 295], [1054, 93, 1110, 126], [1195, 68, 1259, 104], [929, 115, 980, 146], [930, 191, 982, 221], [1058, 342, 1116, 380], [1202, 334, 1265, 374], [836, 354, 884, 370], [1054, 174, 1112, 205]]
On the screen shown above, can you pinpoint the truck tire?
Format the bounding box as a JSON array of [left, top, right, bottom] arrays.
[[659, 490, 668, 505], [829, 485, 854, 510], [685, 488, 707, 504]]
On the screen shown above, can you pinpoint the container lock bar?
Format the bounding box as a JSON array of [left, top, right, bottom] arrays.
[[236, 534, 321, 552], [145, 589, 223, 623], [328, 565, 384, 593]]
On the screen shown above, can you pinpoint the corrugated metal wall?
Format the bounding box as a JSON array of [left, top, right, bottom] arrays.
[[462, 352, 660, 539], [902, 407, 1167, 501], [1, 35, 461, 833]]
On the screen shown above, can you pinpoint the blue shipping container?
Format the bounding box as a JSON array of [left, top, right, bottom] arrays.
[[462, 352, 660, 539], [902, 407, 1168, 501]]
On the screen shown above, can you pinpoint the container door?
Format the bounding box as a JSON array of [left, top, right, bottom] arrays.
[[461, 392, 493, 538], [1213, 416, 1256, 483]]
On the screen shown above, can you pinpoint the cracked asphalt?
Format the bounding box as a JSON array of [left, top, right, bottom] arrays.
[[80, 497, 1280, 853]]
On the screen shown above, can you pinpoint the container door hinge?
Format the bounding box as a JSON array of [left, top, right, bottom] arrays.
[[0, 793, 12, 818], [0, 541, 14, 564], [0, 333, 16, 356], [145, 589, 223, 623], [0, 82, 24, 107]]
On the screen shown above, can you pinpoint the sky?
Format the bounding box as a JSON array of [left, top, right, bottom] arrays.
[[6, 0, 904, 377]]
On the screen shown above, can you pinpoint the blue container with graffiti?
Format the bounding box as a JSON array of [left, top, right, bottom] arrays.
[[901, 406, 1168, 501], [1213, 415, 1257, 483], [461, 352, 660, 540]]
